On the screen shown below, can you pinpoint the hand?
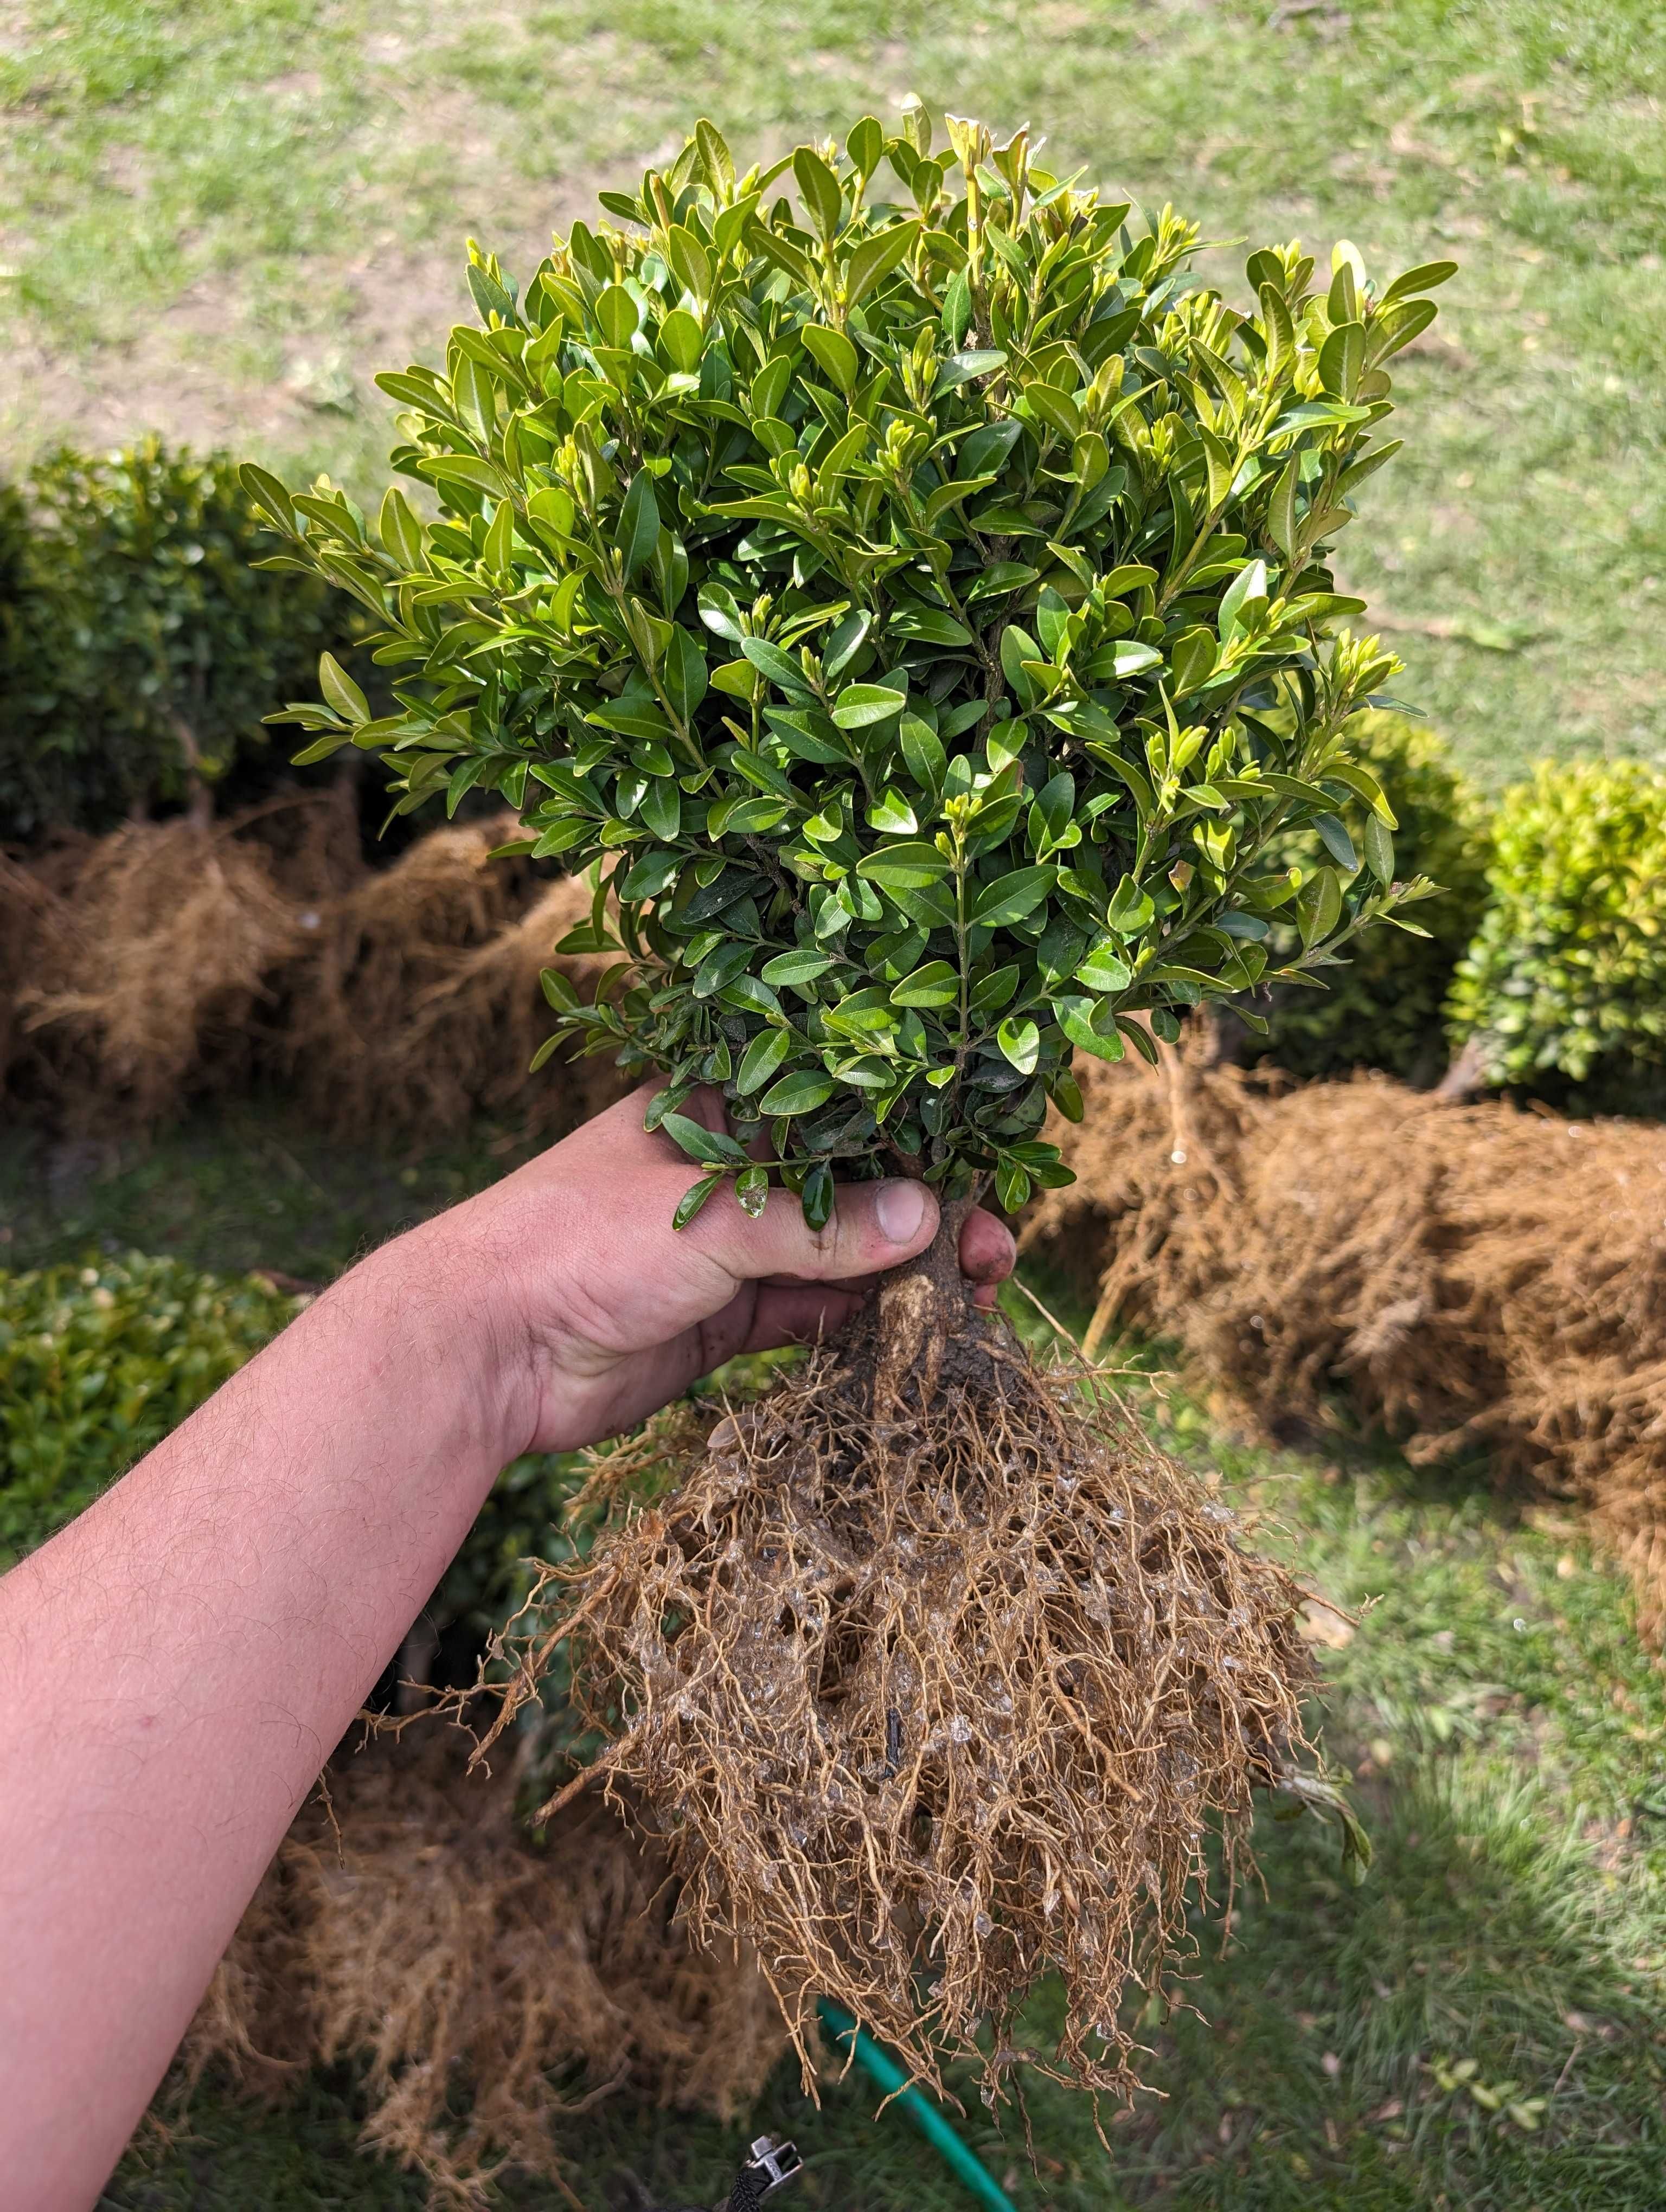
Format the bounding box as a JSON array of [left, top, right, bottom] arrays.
[[420, 1082, 1016, 1458]]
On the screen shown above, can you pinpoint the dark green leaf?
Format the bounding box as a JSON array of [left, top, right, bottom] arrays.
[[661, 1110, 752, 1167], [832, 682, 907, 729], [858, 842, 952, 890], [971, 865, 1056, 928], [673, 1172, 725, 1230], [736, 1027, 792, 1094], [760, 1069, 837, 1116], [890, 960, 959, 1007], [617, 473, 662, 580], [800, 1160, 836, 1231]]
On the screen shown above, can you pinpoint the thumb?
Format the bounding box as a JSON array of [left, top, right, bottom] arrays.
[[684, 1174, 941, 1287]]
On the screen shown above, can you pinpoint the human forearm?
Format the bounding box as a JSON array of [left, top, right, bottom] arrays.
[[0, 1225, 519, 2207], [0, 1085, 1012, 2208]]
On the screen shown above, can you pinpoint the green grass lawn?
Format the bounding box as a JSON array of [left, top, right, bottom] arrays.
[[5, 1111, 1662, 2211], [2, 0, 1664, 789]]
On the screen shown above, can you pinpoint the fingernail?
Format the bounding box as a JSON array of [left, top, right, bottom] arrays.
[[875, 1178, 929, 1245]]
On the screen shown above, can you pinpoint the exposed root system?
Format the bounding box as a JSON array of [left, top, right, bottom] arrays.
[[18, 816, 302, 1123], [1024, 1045, 1666, 1639], [480, 1236, 1316, 2107], [182, 1735, 785, 2207], [0, 803, 630, 1138]]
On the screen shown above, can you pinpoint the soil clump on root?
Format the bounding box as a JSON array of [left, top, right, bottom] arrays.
[[486, 1208, 1317, 2107]]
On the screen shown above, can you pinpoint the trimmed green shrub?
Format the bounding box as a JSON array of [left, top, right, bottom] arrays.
[[0, 1252, 607, 1671], [1446, 760, 1666, 1093], [0, 1255, 300, 1567], [257, 110, 1448, 1219], [1253, 712, 1492, 1081], [0, 439, 363, 840]]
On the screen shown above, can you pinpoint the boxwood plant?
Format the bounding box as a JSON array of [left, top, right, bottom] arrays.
[[255, 107, 1449, 1224]]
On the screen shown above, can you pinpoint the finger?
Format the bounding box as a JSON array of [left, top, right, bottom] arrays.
[[742, 1283, 868, 1353], [683, 1174, 940, 1289], [960, 1206, 1016, 1285]]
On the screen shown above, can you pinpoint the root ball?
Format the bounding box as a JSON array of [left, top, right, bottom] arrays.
[[508, 1298, 1315, 2105]]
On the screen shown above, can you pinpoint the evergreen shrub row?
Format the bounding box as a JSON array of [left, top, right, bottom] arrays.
[[1237, 732, 1666, 1102], [0, 439, 363, 840]]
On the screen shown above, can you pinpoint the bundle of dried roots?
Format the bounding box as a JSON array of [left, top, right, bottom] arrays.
[[1023, 1044, 1666, 1640], [478, 1211, 1317, 2107], [181, 1734, 785, 2206], [17, 815, 302, 1123]]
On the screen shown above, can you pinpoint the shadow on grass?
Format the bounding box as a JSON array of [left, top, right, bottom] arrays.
[[112, 1746, 1664, 2212]]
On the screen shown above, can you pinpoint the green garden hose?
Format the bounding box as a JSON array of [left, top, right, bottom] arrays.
[[817, 1999, 1018, 2212]]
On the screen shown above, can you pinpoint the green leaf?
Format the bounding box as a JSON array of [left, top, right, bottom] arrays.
[[318, 653, 369, 724], [857, 842, 952, 890], [1218, 558, 1269, 641], [793, 146, 844, 240], [1049, 1069, 1084, 1122], [736, 1027, 792, 1094], [596, 283, 639, 348], [1380, 259, 1458, 303], [742, 635, 816, 699], [761, 948, 837, 987], [845, 115, 885, 177], [888, 605, 973, 648], [1106, 871, 1159, 933], [528, 1032, 565, 1073], [900, 713, 947, 795], [1297, 865, 1344, 948], [969, 963, 1021, 1012], [735, 1163, 770, 1219], [802, 324, 859, 394], [1318, 320, 1366, 402], [240, 461, 297, 532], [800, 1159, 836, 1231], [999, 625, 1039, 703], [760, 1069, 836, 1116], [936, 349, 1007, 390], [621, 846, 681, 898], [378, 485, 425, 568], [695, 117, 736, 200], [660, 1110, 751, 1167], [617, 473, 662, 580], [997, 1016, 1040, 1074], [1315, 813, 1359, 871], [1363, 812, 1395, 885], [659, 307, 704, 373], [1267, 456, 1300, 563], [673, 1172, 725, 1230], [890, 960, 959, 1007], [1074, 944, 1132, 992], [693, 941, 755, 996], [1168, 626, 1218, 697], [832, 682, 907, 729], [844, 219, 918, 306], [540, 967, 579, 1011], [639, 777, 681, 841], [995, 1160, 1032, 1212], [867, 787, 918, 833], [1056, 995, 1127, 1062], [971, 865, 1056, 928]]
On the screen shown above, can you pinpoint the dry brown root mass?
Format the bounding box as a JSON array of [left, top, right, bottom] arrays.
[[1, 802, 631, 1137], [180, 1734, 786, 2207], [486, 1253, 1316, 2108], [1023, 1045, 1666, 1641]]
